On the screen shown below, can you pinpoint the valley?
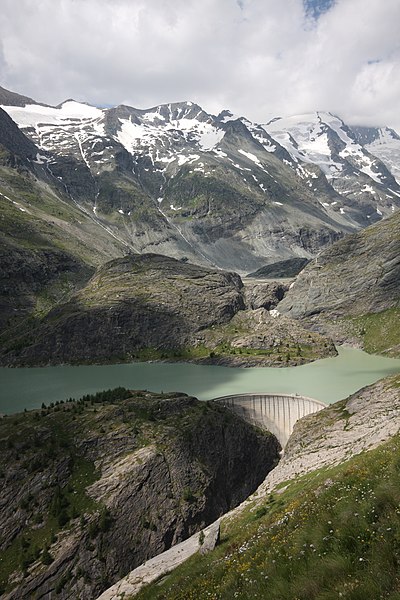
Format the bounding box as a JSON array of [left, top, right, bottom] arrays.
[[0, 82, 400, 600]]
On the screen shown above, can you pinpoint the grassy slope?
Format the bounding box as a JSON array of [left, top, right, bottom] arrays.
[[0, 165, 126, 266], [0, 164, 127, 344], [134, 377, 400, 600], [346, 308, 400, 358]]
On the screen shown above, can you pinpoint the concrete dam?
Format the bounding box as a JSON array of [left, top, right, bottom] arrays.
[[213, 393, 326, 448]]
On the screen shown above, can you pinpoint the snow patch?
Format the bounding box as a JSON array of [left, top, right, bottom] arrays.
[[177, 154, 200, 166], [238, 149, 261, 165], [2, 101, 102, 128], [213, 148, 227, 158], [33, 153, 48, 164], [362, 185, 375, 194], [143, 110, 165, 122]]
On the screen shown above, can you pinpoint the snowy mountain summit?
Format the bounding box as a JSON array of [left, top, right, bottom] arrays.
[[1, 85, 400, 271]]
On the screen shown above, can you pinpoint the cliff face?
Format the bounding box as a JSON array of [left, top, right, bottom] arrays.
[[0, 390, 280, 599]]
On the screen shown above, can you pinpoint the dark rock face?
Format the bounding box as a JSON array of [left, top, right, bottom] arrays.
[[278, 211, 400, 319], [0, 240, 91, 332], [0, 392, 280, 599], [0, 108, 38, 164], [246, 258, 310, 279], [0, 85, 39, 107]]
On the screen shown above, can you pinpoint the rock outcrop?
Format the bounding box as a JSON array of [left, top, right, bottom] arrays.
[[243, 280, 288, 310], [259, 374, 400, 493], [246, 257, 309, 279]]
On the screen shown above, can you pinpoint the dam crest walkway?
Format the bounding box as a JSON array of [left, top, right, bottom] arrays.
[[213, 393, 326, 447]]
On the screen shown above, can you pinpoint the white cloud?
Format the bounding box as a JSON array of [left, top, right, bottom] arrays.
[[0, 0, 399, 131]]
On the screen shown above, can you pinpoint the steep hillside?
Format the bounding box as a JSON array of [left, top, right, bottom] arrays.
[[0, 253, 336, 367], [0, 389, 280, 599], [277, 211, 400, 355], [127, 374, 400, 600]]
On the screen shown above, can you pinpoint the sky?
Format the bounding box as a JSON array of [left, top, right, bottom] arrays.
[[0, 0, 399, 131]]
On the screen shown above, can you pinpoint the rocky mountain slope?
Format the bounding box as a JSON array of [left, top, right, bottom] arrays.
[[1, 84, 399, 365], [0, 389, 280, 599], [278, 210, 400, 318], [265, 112, 400, 220], [2, 85, 400, 274], [277, 210, 400, 355], [0, 105, 130, 344], [352, 125, 400, 185], [0, 253, 335, 367]]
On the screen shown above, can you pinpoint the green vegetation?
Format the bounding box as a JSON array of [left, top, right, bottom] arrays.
[[134, 433, 400, 600], [96, 171, 153, 215], [111, 340, 325, 366], [350, 308, 400, 357]]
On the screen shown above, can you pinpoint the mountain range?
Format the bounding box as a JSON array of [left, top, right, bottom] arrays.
[[1, 83, 400, 357], [1, 84, 400, 276], [1, 84, 400, 600]]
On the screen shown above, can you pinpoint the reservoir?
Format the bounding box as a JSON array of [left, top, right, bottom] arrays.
[[0, 346, 399, 415]]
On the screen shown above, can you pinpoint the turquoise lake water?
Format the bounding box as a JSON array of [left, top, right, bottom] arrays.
[[1, 346, 400, 414]]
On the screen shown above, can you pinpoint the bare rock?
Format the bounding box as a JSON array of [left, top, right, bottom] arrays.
[[199, 521, 220, 555]]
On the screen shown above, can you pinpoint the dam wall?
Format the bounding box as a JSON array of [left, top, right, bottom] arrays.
[[213, 393, 326, 447]]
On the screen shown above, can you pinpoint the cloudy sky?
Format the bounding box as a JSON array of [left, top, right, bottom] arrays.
[[1, 0, 399, 130]]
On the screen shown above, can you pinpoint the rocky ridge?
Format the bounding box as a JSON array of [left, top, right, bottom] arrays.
[[278, 210, 400, 319], [262, 375, 400, 491]]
